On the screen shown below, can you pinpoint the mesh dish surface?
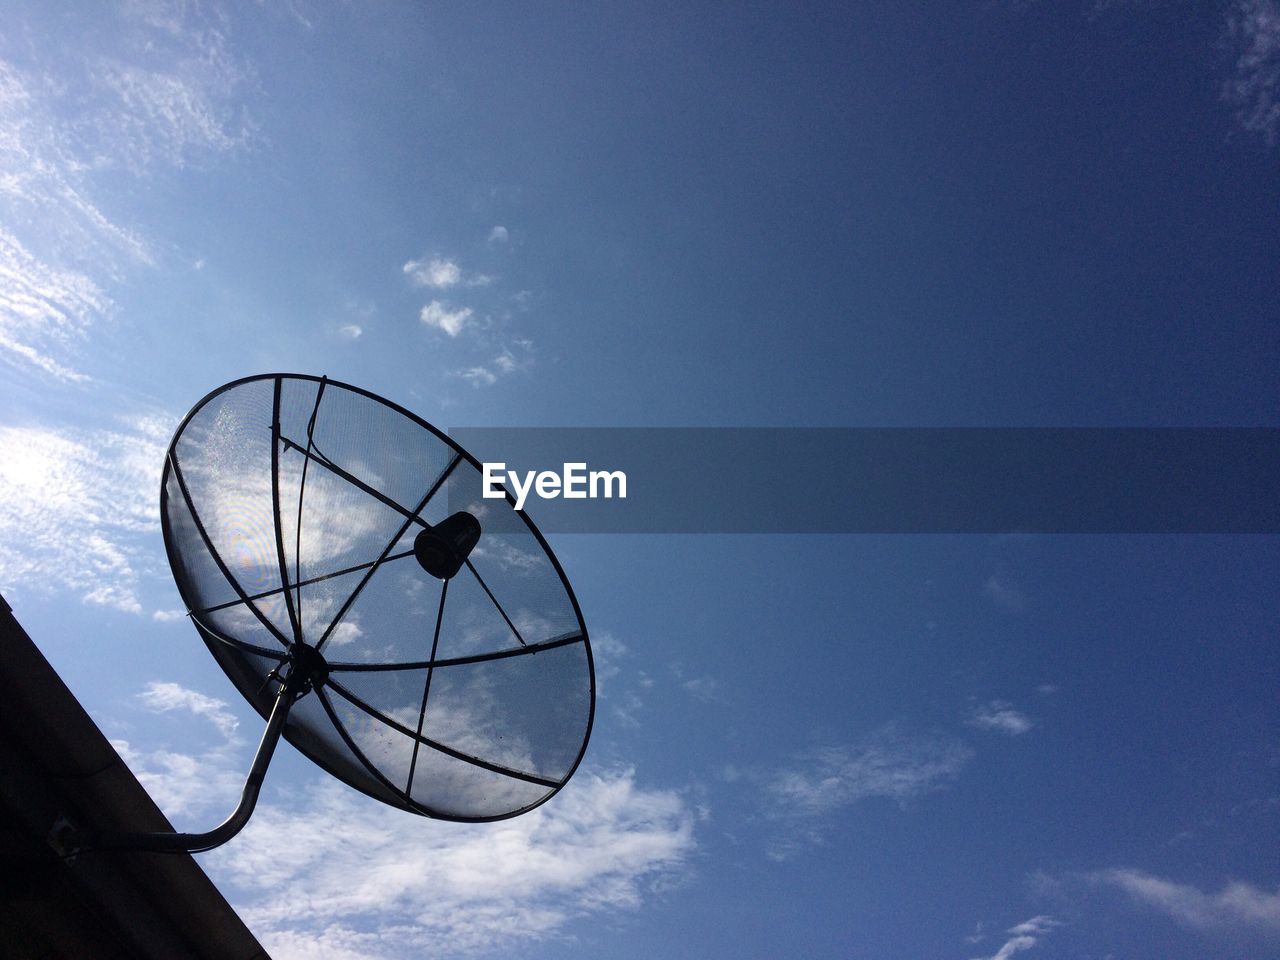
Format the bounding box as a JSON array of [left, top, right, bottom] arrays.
[[161, 374, 594, 821]]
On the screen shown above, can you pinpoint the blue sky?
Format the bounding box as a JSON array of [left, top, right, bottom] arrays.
[[1, 2, 1278, 958]]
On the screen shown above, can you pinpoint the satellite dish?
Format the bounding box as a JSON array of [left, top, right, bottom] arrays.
[[56, 374, 594, 854]]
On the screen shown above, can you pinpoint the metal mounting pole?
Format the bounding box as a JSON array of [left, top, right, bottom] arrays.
[[52, 650, 322, 856]]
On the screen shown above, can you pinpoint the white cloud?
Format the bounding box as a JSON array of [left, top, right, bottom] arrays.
[[488, 225, 509, 244], [178, 437, 400, 591], [492, 348, 519, 373], [588, 631, 628, 696], [967, 700, 1033, 736], [1097, 868, 1280, 932], [681, 675, 719, 702], [420, 300, 473, 337], [111, 680, 249, 818], [0, 221, 109, 383], [208, 766, 698, 958], [94, 59, 251, 173], [137, 680, 240, 740], [765, 728, 972, 816], [1225, 0, 1280, 144], [93, 4, 254, 173], [405, 256, 461, 288], [1007, 916, 1057, 936], [451, 341, 534, 388], [336, 323, 362, 340], [756, 726, 973, 859], [456, 364, 497, 386], [579, 630, 648, 727], [404, 256, 492, 290], [0, 61, 153, 272], [326, 618, 364, 647], [669, 661, 720, 703], [609, 689, 646, 730], [83, 582, 144, 614], [971, 915, 1059, 960], [152, 608, 187, 622], [0, 6, 254, 382], [0, 415, 172, 613], [112, 737, 246, 818]]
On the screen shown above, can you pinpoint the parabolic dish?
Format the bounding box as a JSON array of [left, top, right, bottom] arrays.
[[161, 374, 594, 822]]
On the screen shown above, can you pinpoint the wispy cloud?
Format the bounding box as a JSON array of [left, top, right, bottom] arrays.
[[112, 737, 247, 819], [587, 630, 649, 728], [971, 915, 1060, 960], [92, 2, 255, 173], [0, 58, 126, 382], [0, 228, 106, 382], [453, 341, 534, 387], [0, 60, 153, 271], [206, 767, 697, 958], [326, 617, 364, 647], [402, 246, 536, 386], [1095, 868, 1280, 932], [492, 347, 521, 373], [403, 256, 492, 290], [92, 57, 252, 174], [111, 680, 248, 818], [670, 662, 721, 703], [487, 225, 510, 244], [456, 364, 497, 386], [137, 680, 240, 739], [0, 6, 254, 382], [420, 300, 474, 337], [967, 700, 1034, 736], [0, 415, 172, 613], [765, 728, 972, 817], [589, 631, 629, 693], [751, 725, 973, 859], [680, 675, 720, 702], [330, 297, 375, 343], [1224, 0, 1280, 144]]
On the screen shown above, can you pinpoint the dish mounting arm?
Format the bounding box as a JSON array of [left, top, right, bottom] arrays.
[[51, 649, 322, 856]]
